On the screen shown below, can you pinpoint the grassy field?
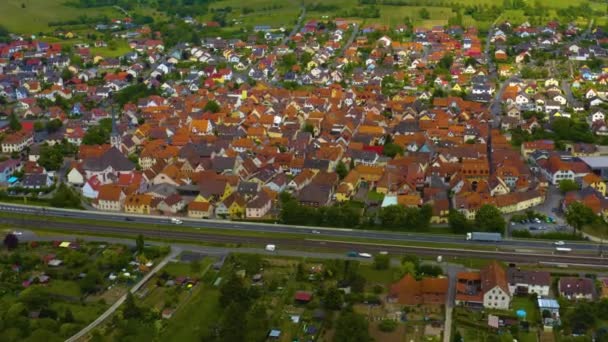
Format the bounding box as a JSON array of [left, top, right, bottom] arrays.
[[583, 222, 608, 240], [159, 285, 221, 340], [299, 0, 596, 27], [91, 40, 132, 58], [0, 0, 119, 34], [204, 0, 301, 28]]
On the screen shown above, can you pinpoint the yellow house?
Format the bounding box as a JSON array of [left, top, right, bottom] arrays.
[[93, 55, 104, 64], [187, 201, 213, 218], [220, 193, 246, 218], [355, 165, 384, 183], [307, 60, 318, 70], [419, 113, 432, 121], [124, 194, 154, 214], [582, 173, 606, 196], [228, 200, 245, 218], [495, 191, 544, 214], [195, 179, 232, 203], [335, 170, 360, 202], [430, 200, 449, 224], [335, 183, 351, 202]]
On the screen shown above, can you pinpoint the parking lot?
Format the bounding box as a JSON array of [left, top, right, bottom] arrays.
[[509, 219, 572, 235]]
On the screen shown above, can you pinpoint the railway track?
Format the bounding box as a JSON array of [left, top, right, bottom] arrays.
[[3, 217, 607, 267]]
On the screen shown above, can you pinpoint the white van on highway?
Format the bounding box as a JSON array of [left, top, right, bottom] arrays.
[[170, 218, 183, 225]]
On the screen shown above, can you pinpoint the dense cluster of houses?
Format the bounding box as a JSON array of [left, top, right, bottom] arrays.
[[0, 16, 607, 224]]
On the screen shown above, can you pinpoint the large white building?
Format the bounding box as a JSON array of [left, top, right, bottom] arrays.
[[508, 269, 551, 297], [1, 131, 33, 153]]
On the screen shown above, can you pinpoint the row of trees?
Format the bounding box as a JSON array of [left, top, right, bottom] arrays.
[[377, 204, 433, 230], [280, 193, 362, 228], [280, 191, 435, 231], [448, 205, 506, 234]]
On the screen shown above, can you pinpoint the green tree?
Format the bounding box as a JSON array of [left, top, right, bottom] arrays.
[[303, 123, 315, 134], [122, 292, 140, 319], [46, 119, 63, 133], [565, 202, 596, 234], [336, 160, 348, 180], [34, 120, 45, 132], [219, 303, 246, 341], [82, 125, 110, 145], [219, 274, 249, 308], [63, 308, 74, 323], [373, 253, 390, 270], [136, 234, 144, 255], [3, 233, 19, 250], [448, 209, 471, 234], [281, 53, 298, 69], [559, 179, 580, 194], [333, 310, 371, 342], [79, 269, 102, 294], [114, 83, 159, 106], [50, 183, 82, 209], [383, 143, 403, 158], [301, 52, 313, 66], [566, 302, 595, 334], [438, 53, 454, 70], [38, 144, 65, 171], [398, 261, 417, 277], [419, 8, 430, 19], [24, 329, 62, 342], [8, 113, 21, 132], [190, 259, 201, 274], [324, 287, 343, 310], [378, 319, 397, 332], [475, 205, 506, 234], [244, 304, 270, 342], [204, 100, 221, 113], [296, 262, 306, 281]]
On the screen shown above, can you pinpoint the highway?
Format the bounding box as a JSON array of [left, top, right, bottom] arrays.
[[1, 212, 607, 267], [0, 202, 606, 255]]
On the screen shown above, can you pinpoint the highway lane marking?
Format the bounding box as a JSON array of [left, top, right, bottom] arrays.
[[305, 239, 605, 260], [0, 203, 601, 249]]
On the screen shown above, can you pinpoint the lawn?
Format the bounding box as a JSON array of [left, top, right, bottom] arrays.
[[46, 279, 82, 298], [163, 258, 214, 278], [51, 301, 107, 324], [367, 190, 385, 202], [91, 40, 132, 58], [359, 264, 397, 285], [159, 285, 221, 340], [203, 0, 301, 28], [583, 222, 608, 240], [511, 297, 540, 324], [0, 0, 119, 34], [368, 6, 454, 27]]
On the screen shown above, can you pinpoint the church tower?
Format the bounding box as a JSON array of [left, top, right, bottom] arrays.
[[110, 105, 121, 149]]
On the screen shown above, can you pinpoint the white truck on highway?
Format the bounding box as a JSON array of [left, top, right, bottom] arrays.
[[466, 232, 502, 242]]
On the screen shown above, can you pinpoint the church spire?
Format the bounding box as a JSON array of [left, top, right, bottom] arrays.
[[110, 104, 121, 149]]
